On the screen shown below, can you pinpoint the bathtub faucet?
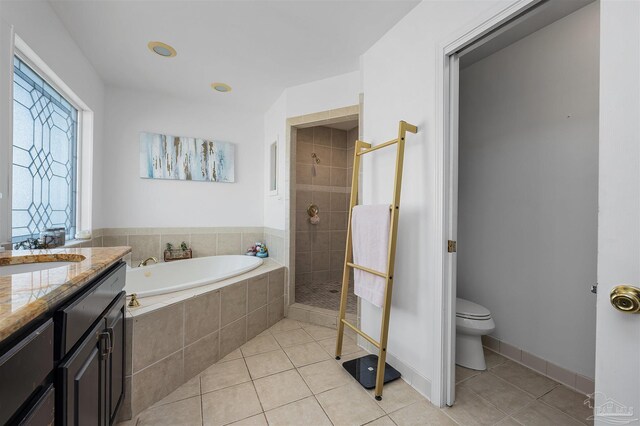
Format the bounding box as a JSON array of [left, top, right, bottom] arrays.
[[137, 257, 158, 267]]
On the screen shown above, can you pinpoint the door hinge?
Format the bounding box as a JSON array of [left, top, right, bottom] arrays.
[[591, 283, 598, 294], [448, 240, 457, 253]]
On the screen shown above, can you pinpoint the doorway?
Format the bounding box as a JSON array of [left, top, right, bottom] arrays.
[[441, 0, 599, 416], [286, 106, 360, 324]]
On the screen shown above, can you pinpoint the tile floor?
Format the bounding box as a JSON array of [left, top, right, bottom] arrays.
[[455, 349, 594, 425], [119, 318, 593, 426], [295, 280, 357, 314]]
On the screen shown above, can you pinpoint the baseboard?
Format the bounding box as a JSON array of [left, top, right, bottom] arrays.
[[482, 335, 595, 396], [358, 339, 432, 402]]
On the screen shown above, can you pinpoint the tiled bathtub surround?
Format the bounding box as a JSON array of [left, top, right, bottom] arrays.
[[95, 227, 284, 265], [119, 260, 286, 420], [482, 335, 595, 396], [263, 227, 285, 265]]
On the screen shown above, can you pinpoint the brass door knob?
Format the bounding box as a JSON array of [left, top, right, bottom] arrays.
[[610, 285, 640, 314]]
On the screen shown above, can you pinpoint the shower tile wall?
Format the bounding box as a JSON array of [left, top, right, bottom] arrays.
[[295, 125, 357, 312]]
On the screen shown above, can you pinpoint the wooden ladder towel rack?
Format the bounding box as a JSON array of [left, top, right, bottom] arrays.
[[335, 120, 418, 400]]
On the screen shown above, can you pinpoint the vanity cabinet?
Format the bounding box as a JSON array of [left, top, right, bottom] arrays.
[[0, 320, 54, 425], [0, 261, 126, 426], [56, 263, 126, 426], [57, 292, 125, 426]]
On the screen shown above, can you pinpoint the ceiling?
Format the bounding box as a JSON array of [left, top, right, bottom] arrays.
[[48, 0, 419, 111], [460, 0, 594, 69]]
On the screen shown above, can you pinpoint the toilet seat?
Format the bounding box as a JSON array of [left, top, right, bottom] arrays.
[[456, 298, 491, 320]]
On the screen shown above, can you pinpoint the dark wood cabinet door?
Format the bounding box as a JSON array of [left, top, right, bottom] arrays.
[[105, 292, 126, 424], [58, 319, 107, 426]]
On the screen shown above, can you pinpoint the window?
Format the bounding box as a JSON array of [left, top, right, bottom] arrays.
[[269, 141, 278, 195], [11, 56, 78, 242]]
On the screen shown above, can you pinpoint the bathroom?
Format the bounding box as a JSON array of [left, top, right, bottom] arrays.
[[452, 0, 599, 418], [0, 0, 638, 425]]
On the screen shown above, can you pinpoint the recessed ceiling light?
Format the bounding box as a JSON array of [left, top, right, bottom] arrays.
[[148, 41, 177, 58], [211, 82, 232, 93]]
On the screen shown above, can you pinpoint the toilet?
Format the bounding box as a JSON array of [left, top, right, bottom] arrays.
[[456, 298, 495, 370]]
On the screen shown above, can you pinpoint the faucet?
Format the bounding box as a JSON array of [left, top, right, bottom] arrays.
[[128, 293, 141, 308], [137, 257, 158, 267]]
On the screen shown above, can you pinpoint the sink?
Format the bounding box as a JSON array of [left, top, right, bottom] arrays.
[[0, 262, 78, 276]]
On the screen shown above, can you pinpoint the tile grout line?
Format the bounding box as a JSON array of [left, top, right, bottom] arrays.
[[199, 375, 204, 426], [240, 349, 265, 424], [536, 398, 591, 426], [438, 406, 461, 425], [310, 393, 336, 426], [458, 378, 517, 417], [489, 364, 562, 400]]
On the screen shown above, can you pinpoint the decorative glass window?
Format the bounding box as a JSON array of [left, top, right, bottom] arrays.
[[12, 56, 78, 242]]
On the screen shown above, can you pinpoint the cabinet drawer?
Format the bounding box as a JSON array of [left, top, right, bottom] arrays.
[[56, 262, 126, 358], [0, 320, 53, 425], [19, 384, 54, 426]]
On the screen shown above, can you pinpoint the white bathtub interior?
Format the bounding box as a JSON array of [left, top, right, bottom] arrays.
[[125, 255, 263, 298]]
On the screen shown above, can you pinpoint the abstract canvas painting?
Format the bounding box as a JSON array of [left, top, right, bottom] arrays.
[[139, 132, 235, 182]]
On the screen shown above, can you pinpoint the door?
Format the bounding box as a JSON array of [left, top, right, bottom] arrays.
[[593, 1, 640, 424], [58, 293, 126, 426], [106, 293, 126, 424], [58, 317, 107, 426], [445, 53, 460, 407]]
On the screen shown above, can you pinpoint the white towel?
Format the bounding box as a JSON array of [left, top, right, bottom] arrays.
[[352, 204, 390, 308]]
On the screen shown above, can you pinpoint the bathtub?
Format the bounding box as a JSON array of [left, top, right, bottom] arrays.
[[121, 257, 285, 420], [125, 255, 263, 297]]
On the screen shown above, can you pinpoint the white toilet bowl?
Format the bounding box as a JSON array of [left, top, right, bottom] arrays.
[[455, 298, 495, 370]]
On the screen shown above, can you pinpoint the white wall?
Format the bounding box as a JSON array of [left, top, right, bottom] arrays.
[[359, 0, 522, 400], [457, 3, 598, 379], [263, 71, 361, 230], [102, 86, 264, 228], [263, 92, 288, 230], [0, 0, 106, 231]]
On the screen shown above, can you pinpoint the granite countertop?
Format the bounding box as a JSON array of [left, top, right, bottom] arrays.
[[0, 246, 131, 344]]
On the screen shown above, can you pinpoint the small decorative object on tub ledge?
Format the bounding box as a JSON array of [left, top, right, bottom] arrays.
[[256, 242, 269, 258], [246, 242, 268, 258], [163, 241, 192, 262]]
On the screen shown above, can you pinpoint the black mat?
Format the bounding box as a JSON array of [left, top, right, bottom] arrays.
[[341, 354, 401, 393]]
